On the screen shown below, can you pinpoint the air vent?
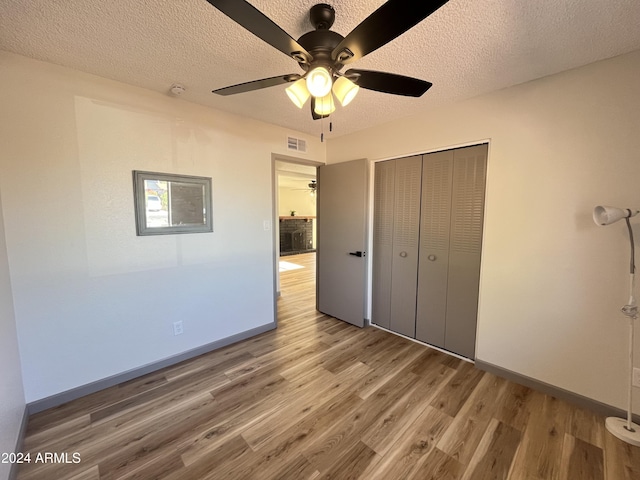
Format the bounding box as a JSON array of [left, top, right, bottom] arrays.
[[287, 136, 307, 153]]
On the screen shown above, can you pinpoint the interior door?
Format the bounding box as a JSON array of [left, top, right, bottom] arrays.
[[316, 159, 368, 327]]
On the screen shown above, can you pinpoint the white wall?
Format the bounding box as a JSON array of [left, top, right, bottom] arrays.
[[0, 186, 25, 480], [0, 51, 324, 403], [327, 50, 640, 414]]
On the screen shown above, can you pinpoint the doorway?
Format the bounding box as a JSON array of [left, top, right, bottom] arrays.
[[272, 156, 321, 314]]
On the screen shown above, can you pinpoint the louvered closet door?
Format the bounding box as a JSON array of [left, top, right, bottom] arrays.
[[372, 160, 396, 330], [445, 144, 487, 358], [415, 150, 454, 348], [389, 156, 423, 338]]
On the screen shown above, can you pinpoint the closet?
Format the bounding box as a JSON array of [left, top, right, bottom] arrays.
[[372, 144, 487, 359]]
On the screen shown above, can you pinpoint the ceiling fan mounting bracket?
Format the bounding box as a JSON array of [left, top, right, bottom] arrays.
[[309, 4, 335, 30]]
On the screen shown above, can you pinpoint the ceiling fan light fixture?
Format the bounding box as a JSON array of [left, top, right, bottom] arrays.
[[333, 76, 359, 106], [313, 92, 335, 116], [306, 66, 333, 98], [285, 78, 310, 108]]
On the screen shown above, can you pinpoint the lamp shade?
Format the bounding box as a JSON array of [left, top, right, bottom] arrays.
[[306, 67, 332, 98], [285, 78, 310, 108], [593, 206, 640, 225], [333, 76, 359, 106], [593, 205, 640, 225], [313, 93, 335, 116]]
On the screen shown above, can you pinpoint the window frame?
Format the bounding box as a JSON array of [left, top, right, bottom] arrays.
[[133, 170, 213, 236]]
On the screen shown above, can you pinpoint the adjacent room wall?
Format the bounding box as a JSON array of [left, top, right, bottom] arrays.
[[0, 51, 324, 403], [327, 49, 640, 414], [0, 186, 26, 480], [278, 187, 317, 217]]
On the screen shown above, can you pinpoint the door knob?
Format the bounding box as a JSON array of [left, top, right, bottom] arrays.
[[428, 254, 437, 261], [349, 251, 365, 257], [399, 251, 408, 258]]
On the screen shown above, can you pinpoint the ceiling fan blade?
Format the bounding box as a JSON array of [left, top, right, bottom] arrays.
[[331, 0, 449, 64], [346, 69, 432, 97], [212, 74, 301, 96], [205, 0, 312, 63]]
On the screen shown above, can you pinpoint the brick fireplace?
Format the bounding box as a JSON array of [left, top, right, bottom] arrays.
[[279, 217, 315, 256]]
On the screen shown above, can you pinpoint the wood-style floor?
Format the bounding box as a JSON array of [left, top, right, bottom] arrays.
[[17, 252, 640, 479]]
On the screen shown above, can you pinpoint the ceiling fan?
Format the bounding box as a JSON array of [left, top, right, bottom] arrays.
[[291, 179, 317, 195], [304, 180, 318, 195], [207, 0, 449, 120]]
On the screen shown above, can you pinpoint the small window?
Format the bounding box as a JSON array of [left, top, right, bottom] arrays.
[[133, 171, 213, 236]]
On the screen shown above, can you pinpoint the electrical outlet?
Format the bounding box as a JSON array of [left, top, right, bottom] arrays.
[[173, 321, 184, 336], [634, 368, 640, 388]]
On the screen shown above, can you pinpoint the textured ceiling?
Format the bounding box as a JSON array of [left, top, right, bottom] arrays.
[[2, 0, 640, 138], [277, 163, 317, 189]]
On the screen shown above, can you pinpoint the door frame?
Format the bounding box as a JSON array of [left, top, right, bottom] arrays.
[[271, 153, 324, 326]]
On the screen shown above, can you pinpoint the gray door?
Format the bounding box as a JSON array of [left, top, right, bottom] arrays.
[[415, 144, 487, 358], [371, 160, 395, 330], [316, 159, 368, 327], [372, 156, 422, 337], [416, 150, 454, 348], [444, 145, 487, 358], [389, 156, 422, 337]]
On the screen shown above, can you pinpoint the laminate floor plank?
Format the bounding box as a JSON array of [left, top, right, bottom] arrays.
[[460, 419, 522, 480], [300, 368, 421, 473], [359, 405, 453, 480], [430, 360, 486, 417], [361, 362, 455, 456], [241, 363, 368, 450], [313, 440, 377, 480], [16, 252, 640, 479], [508, 391, 570, 480], [410, 447, 465, 480], [559, 434, 604, 480], [67, 466, 100, 480], [232, 392, 365, 480], [437, 373, 509, 465], [269, 454, 320, 480]]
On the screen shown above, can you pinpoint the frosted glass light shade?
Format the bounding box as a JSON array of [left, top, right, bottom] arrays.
[[285, 79, 310, 108], [306, 67, 332, 97], [333, 76, 359, 106], [313, 93, 335, 116]]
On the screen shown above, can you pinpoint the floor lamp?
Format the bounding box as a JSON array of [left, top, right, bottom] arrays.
[[593, 205, 640, 446]]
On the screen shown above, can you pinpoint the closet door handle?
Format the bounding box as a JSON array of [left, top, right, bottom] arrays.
[[399, 251, 408, 258], [428, 254, 437, 261], [349, 251, 365, 257]]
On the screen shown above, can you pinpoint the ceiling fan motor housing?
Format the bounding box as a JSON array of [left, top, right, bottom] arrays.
[[297, 29, 345, 72]]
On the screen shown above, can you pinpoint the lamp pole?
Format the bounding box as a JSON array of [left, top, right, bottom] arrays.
[[594, 206, 640, 446]]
